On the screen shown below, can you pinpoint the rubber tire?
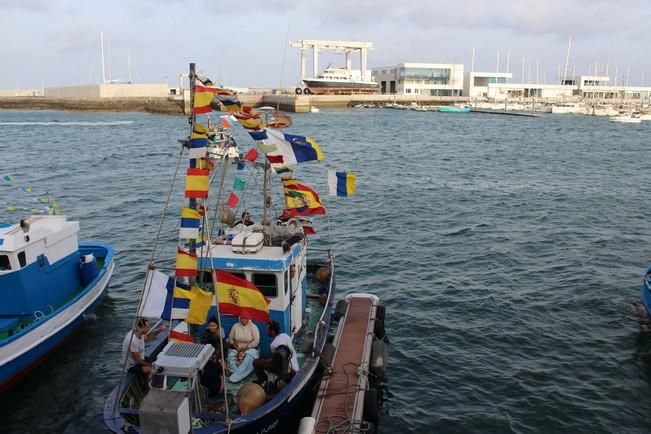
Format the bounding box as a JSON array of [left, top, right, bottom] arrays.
[[295, 87, 303, 95], [303, 87, 311, 95]]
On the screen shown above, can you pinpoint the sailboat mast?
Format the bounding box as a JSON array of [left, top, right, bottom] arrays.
[[562, 36, 572, 84], [100, 32, 106, 84]]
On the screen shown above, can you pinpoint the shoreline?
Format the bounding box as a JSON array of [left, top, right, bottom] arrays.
[[0, 97, 185, 115]]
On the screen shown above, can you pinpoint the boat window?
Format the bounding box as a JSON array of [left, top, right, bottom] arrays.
[[284, 269, 289, 295], [0, 255, 10, 271], [252, 273, 277, 298], [17, 251, 26, 268]]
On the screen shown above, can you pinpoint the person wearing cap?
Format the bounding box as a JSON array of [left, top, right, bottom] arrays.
[[253, 320, 298, 386], [227, 316, 260, 382]]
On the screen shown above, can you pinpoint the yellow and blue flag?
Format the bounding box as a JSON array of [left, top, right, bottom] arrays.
[[179, 207, 201, 240], [328, 171, 356, 197]]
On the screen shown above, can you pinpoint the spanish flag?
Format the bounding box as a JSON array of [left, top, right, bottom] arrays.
[[214, 270, 270, 321], [175, 247, 197, 277], [169, 330, 194, 343], [193, 84, 217, 114], [185, 168, 210, 198]]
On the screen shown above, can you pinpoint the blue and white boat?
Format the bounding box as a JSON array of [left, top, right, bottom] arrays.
[[104, 64, 336, 433], [640, 265, 651, 318], [0, 215, 115, 391]]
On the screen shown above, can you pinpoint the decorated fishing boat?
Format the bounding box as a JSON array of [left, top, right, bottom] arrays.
[[104, 63, 356, 433], [0, 209, 115, 390]]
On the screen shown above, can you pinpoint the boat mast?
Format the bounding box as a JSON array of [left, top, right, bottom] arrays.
[[100, 32, 106, 84], [262, 161, 272, 246]]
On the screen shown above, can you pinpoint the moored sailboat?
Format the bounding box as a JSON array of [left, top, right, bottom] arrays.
[[104, 64, 347, 433]]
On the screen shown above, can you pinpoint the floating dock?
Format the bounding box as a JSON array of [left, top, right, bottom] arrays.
[[300, 293, 388, 434]]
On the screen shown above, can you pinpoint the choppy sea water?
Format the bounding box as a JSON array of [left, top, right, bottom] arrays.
[[0, 108, 650, 433]]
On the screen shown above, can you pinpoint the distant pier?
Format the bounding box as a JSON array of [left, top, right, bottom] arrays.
[[470, 109, 540, 117]]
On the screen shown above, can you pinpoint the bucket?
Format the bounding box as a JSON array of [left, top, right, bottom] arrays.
[[79, 253, 100, 285]]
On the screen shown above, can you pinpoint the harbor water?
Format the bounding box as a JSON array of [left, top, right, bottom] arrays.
[[0, 109, 650, 433]]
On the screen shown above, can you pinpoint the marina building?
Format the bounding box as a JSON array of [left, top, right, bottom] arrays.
[[44, 83, 169, 99], [372, 63, 464, 96], [464, 72, 651, 102]]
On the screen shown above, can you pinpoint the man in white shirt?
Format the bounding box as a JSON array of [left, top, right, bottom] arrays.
[[121, 318, 163, 375], [253, 320, 298, 385]]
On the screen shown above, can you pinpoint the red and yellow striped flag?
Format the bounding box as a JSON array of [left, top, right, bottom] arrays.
[[214, 270, 270, 321], [185, 168, 210, 198], [175, 247, 197, 277], [193, 85, 216, 114]]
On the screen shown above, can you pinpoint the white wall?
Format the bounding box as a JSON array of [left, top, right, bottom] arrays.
[[44, 83, 168, 99]]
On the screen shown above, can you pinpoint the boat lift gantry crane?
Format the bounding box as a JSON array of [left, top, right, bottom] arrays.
[[289, 40, 373, 92]]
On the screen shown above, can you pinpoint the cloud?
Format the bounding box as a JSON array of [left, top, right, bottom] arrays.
[[0, 0, 49, 11]]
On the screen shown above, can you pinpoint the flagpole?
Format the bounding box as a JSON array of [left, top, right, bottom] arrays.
[[262, 161, 272, 246]]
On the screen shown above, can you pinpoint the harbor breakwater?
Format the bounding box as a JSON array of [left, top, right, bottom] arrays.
[[0, 94, 472, 113], [0, 97, 185, 114]]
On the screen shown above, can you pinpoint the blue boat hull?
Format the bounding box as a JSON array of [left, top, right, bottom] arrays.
[[0, 243, 115, 391], [641, 265, 651, 318]]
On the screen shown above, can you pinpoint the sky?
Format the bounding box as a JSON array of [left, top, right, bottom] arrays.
[[1, 0, 650, 89]]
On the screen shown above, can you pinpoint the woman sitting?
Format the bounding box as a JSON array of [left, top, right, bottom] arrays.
[[199, 316, 229, 396], [227, 316, 260, 382]]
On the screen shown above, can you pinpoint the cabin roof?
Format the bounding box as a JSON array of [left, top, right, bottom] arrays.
[[199, 242, 299, 271], [0, 215, 77, 252]]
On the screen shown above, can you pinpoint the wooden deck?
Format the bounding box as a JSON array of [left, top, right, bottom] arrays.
[[311, 295, 376, 432]]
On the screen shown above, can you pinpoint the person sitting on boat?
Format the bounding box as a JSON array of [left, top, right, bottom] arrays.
[[121, 318, 164, 376], [233, 211, 254, 227], [227, 315, 260, 382], [201, 316, 227, 355], [276, 208, 293, 224], [253, 320, 298, 388], [214, 212, 261, 245], [200, 317, 229, 396]]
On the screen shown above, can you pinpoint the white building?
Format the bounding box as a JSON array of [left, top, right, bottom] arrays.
[[372, 63, 464, 96], [465, 72, 651, 102]]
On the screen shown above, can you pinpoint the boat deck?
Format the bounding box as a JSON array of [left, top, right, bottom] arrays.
[[311, 295, 375, 432]]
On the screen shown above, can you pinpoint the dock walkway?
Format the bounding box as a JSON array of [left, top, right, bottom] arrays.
[[311, 295, 376, 433]]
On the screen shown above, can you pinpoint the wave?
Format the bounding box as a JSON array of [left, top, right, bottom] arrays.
[[0, 121, 134, 126]]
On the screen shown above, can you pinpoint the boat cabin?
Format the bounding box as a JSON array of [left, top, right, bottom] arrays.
[[198, 235, 308, 358], [0, 216, 82, 318]]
